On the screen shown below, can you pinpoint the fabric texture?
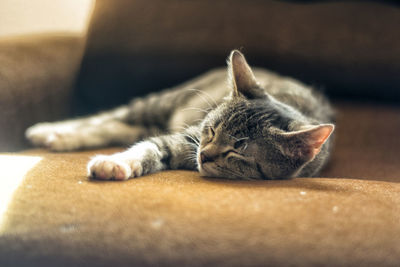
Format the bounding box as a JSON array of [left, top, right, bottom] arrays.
[[0, 102, 399, 267], [0, 34, 85, 151], [75, 0, 400, 113]]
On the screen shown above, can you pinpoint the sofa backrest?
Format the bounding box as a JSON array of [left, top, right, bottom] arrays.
[[74, 0, 400, 113]]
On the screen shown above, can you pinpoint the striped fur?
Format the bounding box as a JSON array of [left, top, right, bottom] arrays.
[[26, 50, 335, 180]]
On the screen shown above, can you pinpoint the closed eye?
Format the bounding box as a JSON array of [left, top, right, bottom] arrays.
[[222, 150, 235, 158], [208, 127, 215, 141], [233, 139, 247, 150], [223, 150, 249, 163]]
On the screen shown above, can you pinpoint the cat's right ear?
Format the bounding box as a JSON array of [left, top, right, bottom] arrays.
[[228, 50, 266, 99], [279, 124, 335, 161]]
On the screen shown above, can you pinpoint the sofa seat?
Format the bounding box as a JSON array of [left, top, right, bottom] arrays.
[[0, 102, 399, 266]]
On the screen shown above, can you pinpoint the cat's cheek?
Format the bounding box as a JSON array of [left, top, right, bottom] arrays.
[[198, 163, 215, 177], [198, 167, 206, 177]]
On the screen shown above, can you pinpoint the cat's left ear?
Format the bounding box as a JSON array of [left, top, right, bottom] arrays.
[[228, 50, 266, 99], [280, 124, 335, 161]]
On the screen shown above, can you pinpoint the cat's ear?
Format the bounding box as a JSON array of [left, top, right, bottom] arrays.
[[280, 124, 334, 161], [228, 50, 266, 99]]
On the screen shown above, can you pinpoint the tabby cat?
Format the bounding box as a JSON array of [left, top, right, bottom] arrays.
[[26, 50, 335, 180]]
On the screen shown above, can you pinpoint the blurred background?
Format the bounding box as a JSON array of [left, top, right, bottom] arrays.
[[0, 0, 94, 37]]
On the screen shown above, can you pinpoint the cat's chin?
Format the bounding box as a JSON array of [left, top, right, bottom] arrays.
[[198, 164, 218, 177], [198, 166, 209, 177]]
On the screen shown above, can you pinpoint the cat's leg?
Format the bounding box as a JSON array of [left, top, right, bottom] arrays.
[[26, 106, 155, 151], [88, 126, 200, 180], [26, 85, 197, 151]]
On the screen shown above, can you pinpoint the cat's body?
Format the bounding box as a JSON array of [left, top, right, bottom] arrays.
[[26, 51, 335, 180]]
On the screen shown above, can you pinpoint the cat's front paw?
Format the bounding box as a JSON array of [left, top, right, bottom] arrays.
[[26, 123, 81, 151], [87, 155, 143, 181]]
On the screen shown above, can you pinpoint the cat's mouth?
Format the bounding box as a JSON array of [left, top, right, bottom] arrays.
[[198, 162, 217, 177]]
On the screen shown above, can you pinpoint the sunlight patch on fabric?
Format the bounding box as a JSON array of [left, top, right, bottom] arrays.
[[0, 155, 42, 232]]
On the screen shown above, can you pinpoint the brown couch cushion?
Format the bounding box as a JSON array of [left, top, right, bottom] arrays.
[[75, 0, 400, 113], [0, 34, 85, 151], [1, 101, 399, 266]]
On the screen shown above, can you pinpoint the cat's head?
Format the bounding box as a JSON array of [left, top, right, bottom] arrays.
[[197, 50, 334, 179]]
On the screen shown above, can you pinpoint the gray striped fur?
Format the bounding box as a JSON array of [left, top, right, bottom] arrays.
[[26, 50, 335, 180]]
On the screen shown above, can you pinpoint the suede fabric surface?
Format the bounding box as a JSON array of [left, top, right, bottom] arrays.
[[76, 0, 400, 113], [0, 102, 399, 267], [0, 34, 85, 151]]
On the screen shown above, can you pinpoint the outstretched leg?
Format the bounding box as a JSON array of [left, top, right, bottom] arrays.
[[88, 126, 200, 180], [26, 85, 200, 151], [26, 106, 157, 151]]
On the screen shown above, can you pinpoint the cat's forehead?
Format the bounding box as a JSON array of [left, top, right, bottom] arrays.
[[210, 102, 250, 132], [212, 99, 289, 135]]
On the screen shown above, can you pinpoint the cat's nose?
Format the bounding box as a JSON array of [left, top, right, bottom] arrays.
[[200, 152, 210, 164], [200, 144, 219, 164], [200, 151, 215, 164]]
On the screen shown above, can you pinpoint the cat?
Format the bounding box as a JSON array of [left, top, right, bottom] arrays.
[[26, 50, 335, 180]]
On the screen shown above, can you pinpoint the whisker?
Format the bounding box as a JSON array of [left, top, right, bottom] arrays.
[[174, 123, 192, 132], [184, 150, 199, 162], [184, 155, 198, 162], [186, 88, 218, 109], [228, 134, 249, 141], [181, 107, 211, 114], [182, 133, 200, 146]]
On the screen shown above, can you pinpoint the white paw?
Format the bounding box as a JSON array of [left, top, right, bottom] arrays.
[[87, 155, 143, 181], [26, 123, 81, 151]]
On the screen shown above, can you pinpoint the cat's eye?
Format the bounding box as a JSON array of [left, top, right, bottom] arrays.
[[234, 139, 247, 150], [208, 127, 215, 140], [222, 150, 235, 158]]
